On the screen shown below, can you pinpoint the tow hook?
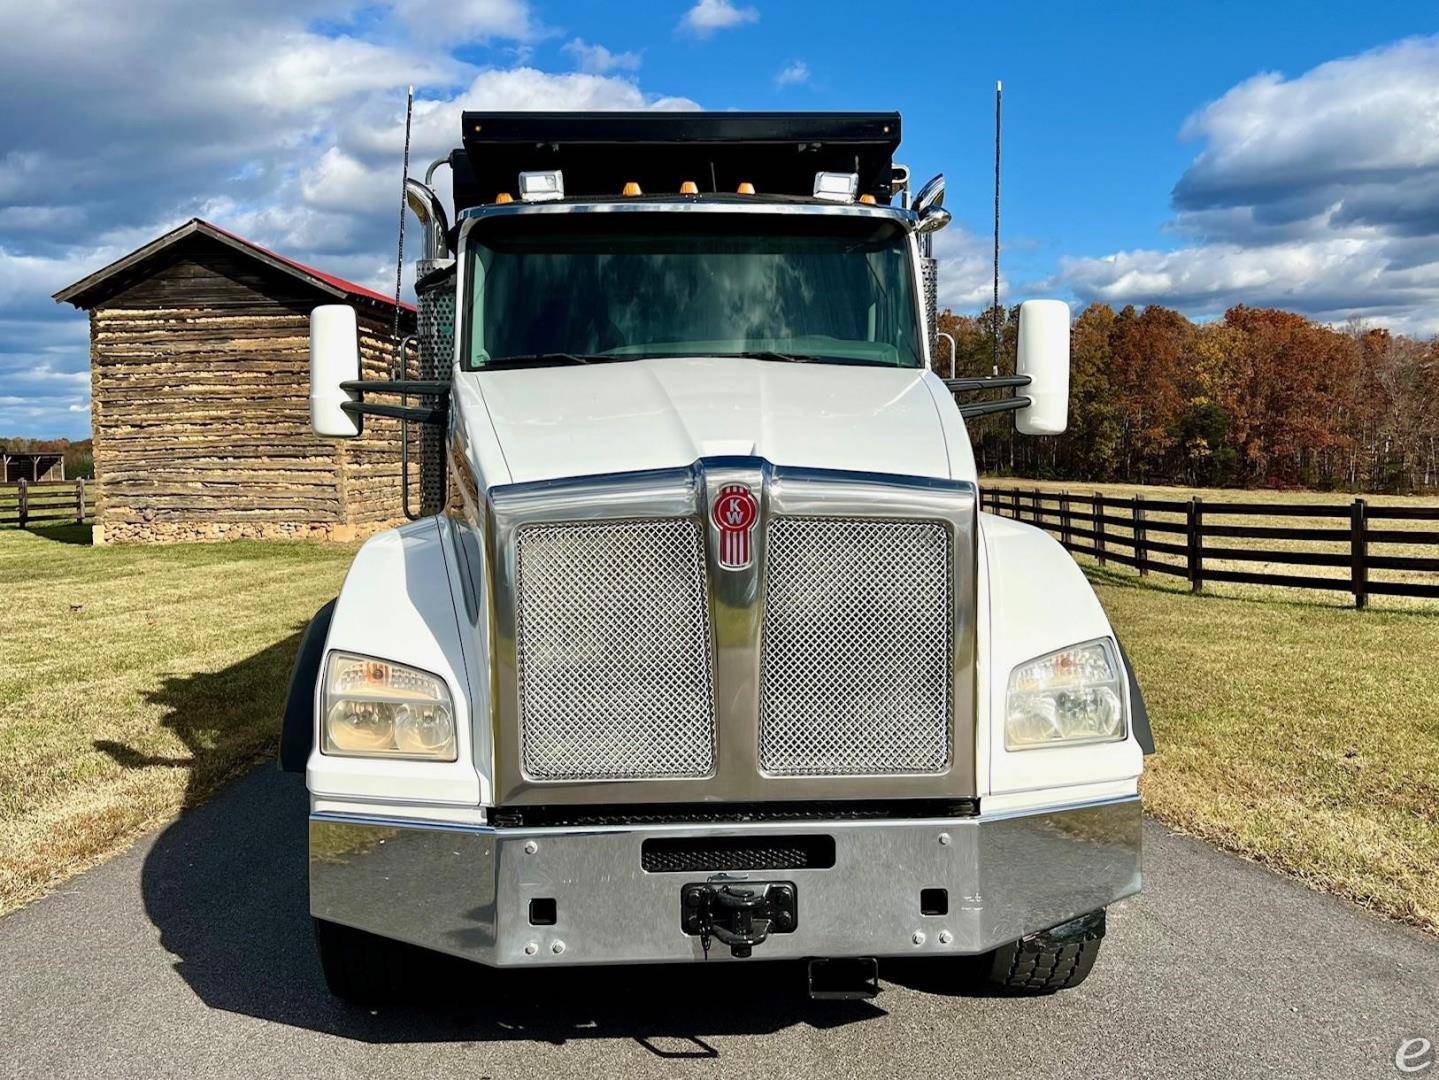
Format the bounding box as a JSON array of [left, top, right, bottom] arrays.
[[680, 881, 797, 958]]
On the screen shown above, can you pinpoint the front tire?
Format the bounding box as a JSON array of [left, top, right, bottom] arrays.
[[313, 918, 433, 1004], [979, 909, 1106, 994]]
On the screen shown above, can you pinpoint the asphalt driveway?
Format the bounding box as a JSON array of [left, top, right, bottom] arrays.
[[0, 766, 1434, 1079]]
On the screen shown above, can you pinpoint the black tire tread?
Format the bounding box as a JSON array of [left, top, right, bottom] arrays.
[[983, 910, 1105, 994], [313, 918, 429, 1004]]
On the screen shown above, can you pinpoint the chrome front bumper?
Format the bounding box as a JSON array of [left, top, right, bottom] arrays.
[[309, 797, 1141, 966]]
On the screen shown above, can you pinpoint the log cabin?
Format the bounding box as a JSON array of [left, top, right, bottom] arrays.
[[54, 219, 416, 544]]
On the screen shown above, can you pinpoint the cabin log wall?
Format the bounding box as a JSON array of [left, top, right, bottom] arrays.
[[86, 241, 412, 544]]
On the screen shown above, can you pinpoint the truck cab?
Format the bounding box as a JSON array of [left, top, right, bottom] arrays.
[[290, 112, 1148, 1002]]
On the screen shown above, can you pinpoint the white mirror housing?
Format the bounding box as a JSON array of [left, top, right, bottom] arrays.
[[309, 304, 361, 438], [1015, 299, 1071, 435]]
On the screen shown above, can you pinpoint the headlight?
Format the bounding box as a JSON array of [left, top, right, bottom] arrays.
[[322, 653, 457, 761], [1005, 639, 1126, 750]]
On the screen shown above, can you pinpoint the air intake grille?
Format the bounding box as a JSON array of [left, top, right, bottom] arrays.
[[515, 519, 716, 780], [641, 835, 836, 873], [759, 518, 952, 776]]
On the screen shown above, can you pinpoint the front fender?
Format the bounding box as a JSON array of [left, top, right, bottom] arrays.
[[980, 512, 1146, 799], [306, 517, 485, 807]]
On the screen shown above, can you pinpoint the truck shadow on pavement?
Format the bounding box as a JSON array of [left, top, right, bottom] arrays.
[[139, 763, 967, 1052]]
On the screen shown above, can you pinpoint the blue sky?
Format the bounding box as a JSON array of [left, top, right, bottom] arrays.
[[2, 0, 1437, 438], [520, 0, 1438, 298]]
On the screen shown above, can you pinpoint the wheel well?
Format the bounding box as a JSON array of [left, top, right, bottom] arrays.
[[278, 598, 336, 772]]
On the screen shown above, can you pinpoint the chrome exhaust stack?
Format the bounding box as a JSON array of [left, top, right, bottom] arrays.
[[913, 174, 949, 360], [405, 176, 451, 263], [405, 161, 455, 517]]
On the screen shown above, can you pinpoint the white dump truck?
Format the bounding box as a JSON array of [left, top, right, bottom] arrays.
[[282, 111, 1153, 1003]]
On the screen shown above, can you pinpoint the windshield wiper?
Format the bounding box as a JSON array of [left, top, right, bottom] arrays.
[[735, 351, 898, 369], [741, 350, 824, 364], [482, 352, 632, 370]]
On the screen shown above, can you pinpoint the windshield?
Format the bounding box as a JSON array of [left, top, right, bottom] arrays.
[[463, 212, 923, 369]]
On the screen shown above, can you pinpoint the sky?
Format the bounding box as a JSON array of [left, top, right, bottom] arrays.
[[2, 0, 1437, 439]]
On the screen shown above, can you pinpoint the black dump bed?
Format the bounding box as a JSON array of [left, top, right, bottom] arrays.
[[451, 111, 901, 212]]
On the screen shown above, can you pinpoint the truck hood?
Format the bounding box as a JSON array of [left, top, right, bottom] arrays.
[[464, 356, 953, 485]]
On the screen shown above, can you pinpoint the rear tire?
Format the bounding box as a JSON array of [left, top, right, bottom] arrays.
[[980, 909, 1106, 994], [313, 918, 433, 1005]]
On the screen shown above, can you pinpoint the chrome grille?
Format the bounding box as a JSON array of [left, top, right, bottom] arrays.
[[759, 518, 952, 776], [515, 519, 716, 780]]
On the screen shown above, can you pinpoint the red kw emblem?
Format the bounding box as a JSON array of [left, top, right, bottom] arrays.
[[711, 484, 759, 570]]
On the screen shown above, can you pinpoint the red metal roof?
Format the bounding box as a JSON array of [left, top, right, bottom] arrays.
[[201, 220, 416, 312], [54, 217, 418, 313]]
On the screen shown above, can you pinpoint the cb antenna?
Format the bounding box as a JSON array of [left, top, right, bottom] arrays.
[[392, 84, 414, 343], [993, 79, 1002, 377]]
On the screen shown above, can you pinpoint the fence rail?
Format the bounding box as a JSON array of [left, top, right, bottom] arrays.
[[0, 479, 93, 528], [981, 486, 1439, 607]]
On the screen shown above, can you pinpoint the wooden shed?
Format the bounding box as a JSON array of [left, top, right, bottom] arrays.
[[2, 452, 65, 483], [54, 219, 415, 544]]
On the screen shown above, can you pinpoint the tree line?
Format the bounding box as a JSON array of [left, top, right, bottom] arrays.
[[938, 303, 1439, 493]]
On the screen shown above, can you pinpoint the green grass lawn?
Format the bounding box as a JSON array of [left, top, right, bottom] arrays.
[[1, 517, 1436, 937], [0, 526, 353, 915], [1091, 566, 1439, 934]]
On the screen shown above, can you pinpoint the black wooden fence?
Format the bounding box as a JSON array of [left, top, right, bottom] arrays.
[[0, 479, 93, 528], [981, 486, 1439, 608]]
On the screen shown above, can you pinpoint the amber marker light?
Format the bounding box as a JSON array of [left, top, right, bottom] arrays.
[[494, 192, 514, 204], [736, 181, 755, 194], [679, 180, 699, 194], [622, 181, 643, 196], [858, 194, 877, 204]]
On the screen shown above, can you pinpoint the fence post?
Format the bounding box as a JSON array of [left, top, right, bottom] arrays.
[[1093, 492, 1106, 565], [1133, 495, 1148, 576], [1187, 495, 1204, 593], [1060, 491, 1071, 549], [1033, 488, 1041, 528], [17, 478, 26, 529], [76, 478, 86, 523], [1350, 497, 1368, 610]]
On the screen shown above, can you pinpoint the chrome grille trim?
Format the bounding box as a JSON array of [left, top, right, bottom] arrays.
[[759, 517, 952, 776], [485, 458, 978, 806], [514, 518, 717, 781]]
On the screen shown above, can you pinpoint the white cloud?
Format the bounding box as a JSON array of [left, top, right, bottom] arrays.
[[678, 0, 758, 36], [1172, 36, 1439, 235], [1059, 35, 1439, 335], [389, 0, 535, 44], [456, 67, 695, 111], [933, 225, 1004, 312], [563, 38, 642, 74], [774, 60, 810, 88], [0, 0, 697, 437]]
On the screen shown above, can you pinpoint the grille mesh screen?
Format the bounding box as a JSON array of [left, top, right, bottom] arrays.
[[760, 518, 952, 776], [641, 835, 836, 873], [515, 519, 716, 780]]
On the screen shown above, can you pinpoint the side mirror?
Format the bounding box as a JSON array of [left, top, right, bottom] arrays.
[[310, 305, 361, 438], [913, 173, 950, 244], [915, 204, 952, 235], [1015, 300, 1070, 435]]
